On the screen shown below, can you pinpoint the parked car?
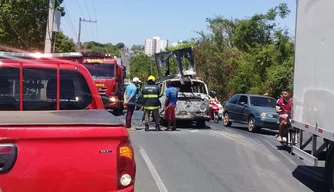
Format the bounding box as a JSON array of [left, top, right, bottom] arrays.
[[223, 94, 279, 132]]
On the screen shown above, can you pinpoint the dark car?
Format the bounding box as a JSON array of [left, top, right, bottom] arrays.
[[223, 94, 279, 132]]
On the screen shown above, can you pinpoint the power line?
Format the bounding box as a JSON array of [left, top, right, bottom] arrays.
[[83, 0, 91, 19], [63, 3, 78, 38], [83, 0, 94, 41], [75, 0, 85, 16], [92, 0, 98, 41]]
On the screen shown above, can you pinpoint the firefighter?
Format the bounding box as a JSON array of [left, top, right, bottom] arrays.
[[141, 75, 162, 131]]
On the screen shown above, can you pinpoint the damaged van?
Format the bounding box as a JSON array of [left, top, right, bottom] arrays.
[[158, 76, 210, 127], [154, 47, 211, 128]]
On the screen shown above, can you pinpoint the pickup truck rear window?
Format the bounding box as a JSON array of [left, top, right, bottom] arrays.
[[0, 67, 92, 110]]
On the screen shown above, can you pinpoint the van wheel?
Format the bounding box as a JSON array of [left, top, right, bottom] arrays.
[[248, 116, 260, 132], [196, 120, 206, 128], [223, 112, 232, 127]]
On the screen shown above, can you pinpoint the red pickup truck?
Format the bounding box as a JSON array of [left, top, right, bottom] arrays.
[[0, 52, 136, 192]]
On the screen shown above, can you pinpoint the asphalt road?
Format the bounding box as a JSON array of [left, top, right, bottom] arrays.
[[119, 111, 326, 192]]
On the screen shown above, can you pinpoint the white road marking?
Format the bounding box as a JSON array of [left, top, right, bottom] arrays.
[[139, 147, 168, 192]]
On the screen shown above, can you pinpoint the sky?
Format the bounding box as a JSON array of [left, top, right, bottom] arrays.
[[61, 0, 296, 48]]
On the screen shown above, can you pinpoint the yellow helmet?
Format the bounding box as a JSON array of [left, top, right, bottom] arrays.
[[147, 75, 156, 81]]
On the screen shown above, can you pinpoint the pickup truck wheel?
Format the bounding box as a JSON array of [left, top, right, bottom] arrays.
[[223, 112, 232, 127], [248, 117, 260, 132]]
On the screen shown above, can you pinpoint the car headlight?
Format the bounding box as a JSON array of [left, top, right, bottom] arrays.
[[109, 97, 116, 102], [260, 113, 273, 118]]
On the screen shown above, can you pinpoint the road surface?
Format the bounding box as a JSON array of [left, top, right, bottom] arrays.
[[118, 111, 325, 192]]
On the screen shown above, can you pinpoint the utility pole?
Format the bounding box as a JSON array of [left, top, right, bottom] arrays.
[[77, 18, 97, 51], [44, 0, 56, 53]]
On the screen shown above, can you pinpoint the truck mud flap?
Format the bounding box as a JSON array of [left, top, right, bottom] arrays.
[[292, 145, 318, 166]]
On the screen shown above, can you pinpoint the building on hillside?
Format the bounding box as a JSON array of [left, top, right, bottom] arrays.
[[144, 39, 154, 55], [144, 36, 168, 56]]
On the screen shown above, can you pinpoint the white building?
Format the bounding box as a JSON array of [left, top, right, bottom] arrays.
[[158, 40, 168, 52], [144, 37, 168, 56], [144, 39, 154, 55]]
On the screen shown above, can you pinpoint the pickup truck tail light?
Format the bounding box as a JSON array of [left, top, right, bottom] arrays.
[[0, 144, 17, 174], [117, 141, 136, 190]]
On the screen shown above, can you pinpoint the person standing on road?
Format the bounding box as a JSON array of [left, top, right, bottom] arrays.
[[124, 77, 141, 131], [164, 80, 178, 131], [141, 75, 162, 131]]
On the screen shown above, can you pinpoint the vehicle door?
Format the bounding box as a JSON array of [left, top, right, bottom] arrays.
[[235, 95, 249, 123], [224, 94, 240, 120], [158, 81, 166, 113]]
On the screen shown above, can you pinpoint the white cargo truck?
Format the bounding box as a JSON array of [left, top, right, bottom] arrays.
[[292, 0, 334, 190]]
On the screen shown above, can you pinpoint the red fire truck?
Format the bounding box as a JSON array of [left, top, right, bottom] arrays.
[[81, 53, 126, 116]]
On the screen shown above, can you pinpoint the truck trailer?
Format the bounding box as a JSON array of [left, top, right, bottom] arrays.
[[291, 0, 334, 190]]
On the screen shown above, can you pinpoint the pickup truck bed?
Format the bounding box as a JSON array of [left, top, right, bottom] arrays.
[[0, 110, 135, 192], [0, 110, 122, 125]]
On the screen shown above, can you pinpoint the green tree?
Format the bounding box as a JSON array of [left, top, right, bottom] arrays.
[[54, 32, 76, 53], [192, 3, 294, 102], [0, 0, 65, 51], [116, 42, 125, 49], [82, 41, 123, 57], [131, 44, 144, 54], [129, 53, 159, 82]]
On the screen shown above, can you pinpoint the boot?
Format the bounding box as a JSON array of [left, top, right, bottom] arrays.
[[156, 125, 161, 131], [145, 124, 149, 132]]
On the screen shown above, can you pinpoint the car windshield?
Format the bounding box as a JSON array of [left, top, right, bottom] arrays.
[[83, 63, 115, 79], [170, 81, 207, 94], [250, 96, 276, 108]]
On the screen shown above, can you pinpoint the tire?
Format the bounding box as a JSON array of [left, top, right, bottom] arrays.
[[214, 112, 220, 123], [248, 116, 260, 132], [223, 112, 232, 127], [196, 120, 206, 128]]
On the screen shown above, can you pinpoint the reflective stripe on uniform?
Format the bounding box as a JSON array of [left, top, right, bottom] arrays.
[[144, 106, 160, 110], [143, 94, 158, 98]]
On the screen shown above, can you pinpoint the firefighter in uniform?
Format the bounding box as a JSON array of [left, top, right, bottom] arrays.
[[141, 75, 162, 131]]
